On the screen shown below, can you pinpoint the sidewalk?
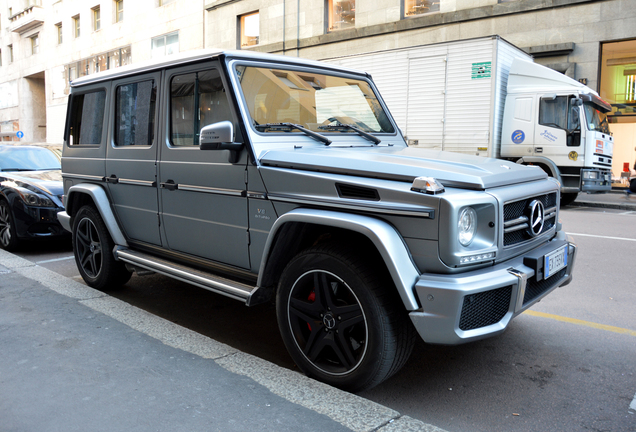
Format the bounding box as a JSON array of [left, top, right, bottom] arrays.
[[0, 251, 445, 432], [568, 187, 636, 211]]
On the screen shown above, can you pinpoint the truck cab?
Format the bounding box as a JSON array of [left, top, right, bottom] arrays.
[[501, 58, 613, 205]]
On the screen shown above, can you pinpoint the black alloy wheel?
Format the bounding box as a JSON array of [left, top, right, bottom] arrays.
[[276, 243, 415, 392], [72, 205, 131, 290], [0, 200, 19, 251]]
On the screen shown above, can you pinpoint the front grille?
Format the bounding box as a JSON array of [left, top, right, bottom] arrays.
[[503, 192, 557, 246], [459, 286, 513, 331], [523, 268, 567, 305]]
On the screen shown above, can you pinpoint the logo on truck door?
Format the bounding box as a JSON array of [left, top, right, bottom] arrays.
[[512, 130, 525, 144]]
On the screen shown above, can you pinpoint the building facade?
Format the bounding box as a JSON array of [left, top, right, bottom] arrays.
[[1, 0, 635, 172]]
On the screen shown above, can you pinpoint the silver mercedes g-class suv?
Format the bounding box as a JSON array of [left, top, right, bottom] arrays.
[[58, 49, 576, 392]]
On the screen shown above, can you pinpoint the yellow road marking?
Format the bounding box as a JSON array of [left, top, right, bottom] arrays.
[[524, 310, 636, 337]]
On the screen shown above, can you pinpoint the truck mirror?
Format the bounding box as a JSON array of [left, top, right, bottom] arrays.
[[570, 107, 580, 127], [572, 97, 583, 107]]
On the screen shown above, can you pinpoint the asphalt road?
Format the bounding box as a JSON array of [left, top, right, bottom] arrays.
[[14, 204, 636, 432]]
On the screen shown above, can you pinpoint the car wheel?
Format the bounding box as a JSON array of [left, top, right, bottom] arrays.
[[72, 205, 131, 290], [560, 192, 578, 207], [0, 200, 20, 251], [276, 243, 415, 392]]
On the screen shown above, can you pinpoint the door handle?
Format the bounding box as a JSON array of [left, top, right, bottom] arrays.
[[535, 147, 543, 153], [160, 180, 178, 191]]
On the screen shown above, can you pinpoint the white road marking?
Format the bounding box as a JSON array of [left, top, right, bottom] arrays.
[[568, 233, 636, 242], [35, 255, 75, 264], [630, 392, 636, 413]]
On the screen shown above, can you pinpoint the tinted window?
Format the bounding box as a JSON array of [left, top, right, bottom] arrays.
[[170, 69, 231, 146], [67, 90, 106, 145], [115, 80, 157, 146]]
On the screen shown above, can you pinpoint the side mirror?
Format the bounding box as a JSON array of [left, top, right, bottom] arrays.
[[199, 121, 243, 163]]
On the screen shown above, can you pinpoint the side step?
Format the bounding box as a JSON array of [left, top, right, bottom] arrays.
[[115, 248, 263, 305]]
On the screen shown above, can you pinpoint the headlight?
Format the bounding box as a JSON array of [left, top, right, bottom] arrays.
[[18, 189, 54, 207], [458, 207, 477, 246]]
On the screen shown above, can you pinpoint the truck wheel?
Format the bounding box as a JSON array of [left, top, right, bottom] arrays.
[[276, 243, 415, 392], [560, 193, 578, 207], [72, 205, 131, 290], [0, 200, 20, 251]]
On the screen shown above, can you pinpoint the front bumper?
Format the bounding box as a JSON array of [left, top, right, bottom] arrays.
[[580, 168, 611, 193], [409, 230, 577, 345]]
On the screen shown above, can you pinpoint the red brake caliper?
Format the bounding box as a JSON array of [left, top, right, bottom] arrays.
[[307, 290, 316, 331]]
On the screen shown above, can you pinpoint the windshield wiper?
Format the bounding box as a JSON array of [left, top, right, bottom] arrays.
[[318, 124, 381, 145], [254, 123, 332, 145]]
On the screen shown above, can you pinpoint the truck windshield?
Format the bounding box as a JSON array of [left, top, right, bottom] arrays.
[[234, 65, 395, 135], [583, 103, 610, 134]]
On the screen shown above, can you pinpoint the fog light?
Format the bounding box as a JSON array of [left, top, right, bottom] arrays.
[[460, 252, 495, 265]]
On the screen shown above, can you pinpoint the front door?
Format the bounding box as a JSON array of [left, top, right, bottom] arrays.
[[158, 61, 250, 269]]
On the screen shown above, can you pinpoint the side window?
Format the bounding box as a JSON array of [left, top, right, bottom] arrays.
[[68, 90, 106, 145], [115, 80, 157, 146], [539, 96, 568, 130], [170, 69, 231, 146]]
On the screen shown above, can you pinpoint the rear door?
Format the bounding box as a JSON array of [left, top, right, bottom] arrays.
[[105, 72, 162, 246], [158, 61, 250, 269]]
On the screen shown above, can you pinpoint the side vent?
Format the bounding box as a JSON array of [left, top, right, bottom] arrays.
[[335, 183, 380, 201]]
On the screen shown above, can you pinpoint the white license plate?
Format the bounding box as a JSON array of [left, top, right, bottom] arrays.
[[544, 245, 568, 279]]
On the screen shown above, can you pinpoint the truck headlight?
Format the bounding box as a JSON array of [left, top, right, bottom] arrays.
[[458, 207, 477, 246]]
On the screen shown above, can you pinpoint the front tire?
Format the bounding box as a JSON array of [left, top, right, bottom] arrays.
[[0, 200, 20, 251], [72, 205, 131, 290], [560, 192, 578, 207], [276, 243, 415, 392]]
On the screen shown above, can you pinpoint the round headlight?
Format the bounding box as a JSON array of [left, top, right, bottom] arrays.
[[458, 207, 477, 246]]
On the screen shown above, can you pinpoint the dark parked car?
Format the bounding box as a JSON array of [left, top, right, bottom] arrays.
[[0, 144, 68, 251]]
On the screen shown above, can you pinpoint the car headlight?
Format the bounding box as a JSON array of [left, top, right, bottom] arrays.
[[458, 207, 477, 246], [18, 189, 54, 207]]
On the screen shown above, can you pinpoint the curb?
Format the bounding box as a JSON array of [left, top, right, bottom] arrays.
[[570, 200, 636, 211], [0, 249, 448, 432]]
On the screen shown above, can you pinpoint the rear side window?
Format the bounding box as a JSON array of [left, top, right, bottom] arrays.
[[170, 69, 232, 146], [115, 80, 157, 146], [67, 90, 106, 145]]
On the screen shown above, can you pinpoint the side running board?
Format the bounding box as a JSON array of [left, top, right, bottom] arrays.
[[115, 248, 264, 306]]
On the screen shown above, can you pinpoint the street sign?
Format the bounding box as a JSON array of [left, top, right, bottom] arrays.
[[16, 131, 24, 139]]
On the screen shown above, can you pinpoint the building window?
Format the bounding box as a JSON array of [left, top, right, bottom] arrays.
[[31, 34, 39, 55], [327, 0, 355, 31], [600, 39, 636, 122], [93, 6, 101, 31], [56, 23, 63, 44], [151, 32, 179, 58], [115, 0, 124, 22], [26, 0, 42, 7], [8, 45, 13, 63], [239, 11, 259, 48], [73, 15, 80, 38], [404, 0, 439, 17], [158, 0, 176, 5]]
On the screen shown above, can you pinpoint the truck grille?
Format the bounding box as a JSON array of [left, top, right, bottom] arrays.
[[523, 268, 567, 306], [503, 192, 557, 247], [459, 286, 513, 331]]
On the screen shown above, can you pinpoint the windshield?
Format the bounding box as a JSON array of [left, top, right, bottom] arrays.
[[235, 65, 395, 135], [583, 102, 610, 134], [0, 146, 61, 172]]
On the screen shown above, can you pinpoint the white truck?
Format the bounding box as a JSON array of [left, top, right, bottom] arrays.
[[325, 36, 614, 206]]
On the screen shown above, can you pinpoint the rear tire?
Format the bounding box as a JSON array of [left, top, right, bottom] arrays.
[[72, 205, 131, 290], [276, 243, 415, 392]]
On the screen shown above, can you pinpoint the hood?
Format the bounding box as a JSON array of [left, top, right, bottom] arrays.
[[259, 146, 546, 190], [1, 170, 64, 196]]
